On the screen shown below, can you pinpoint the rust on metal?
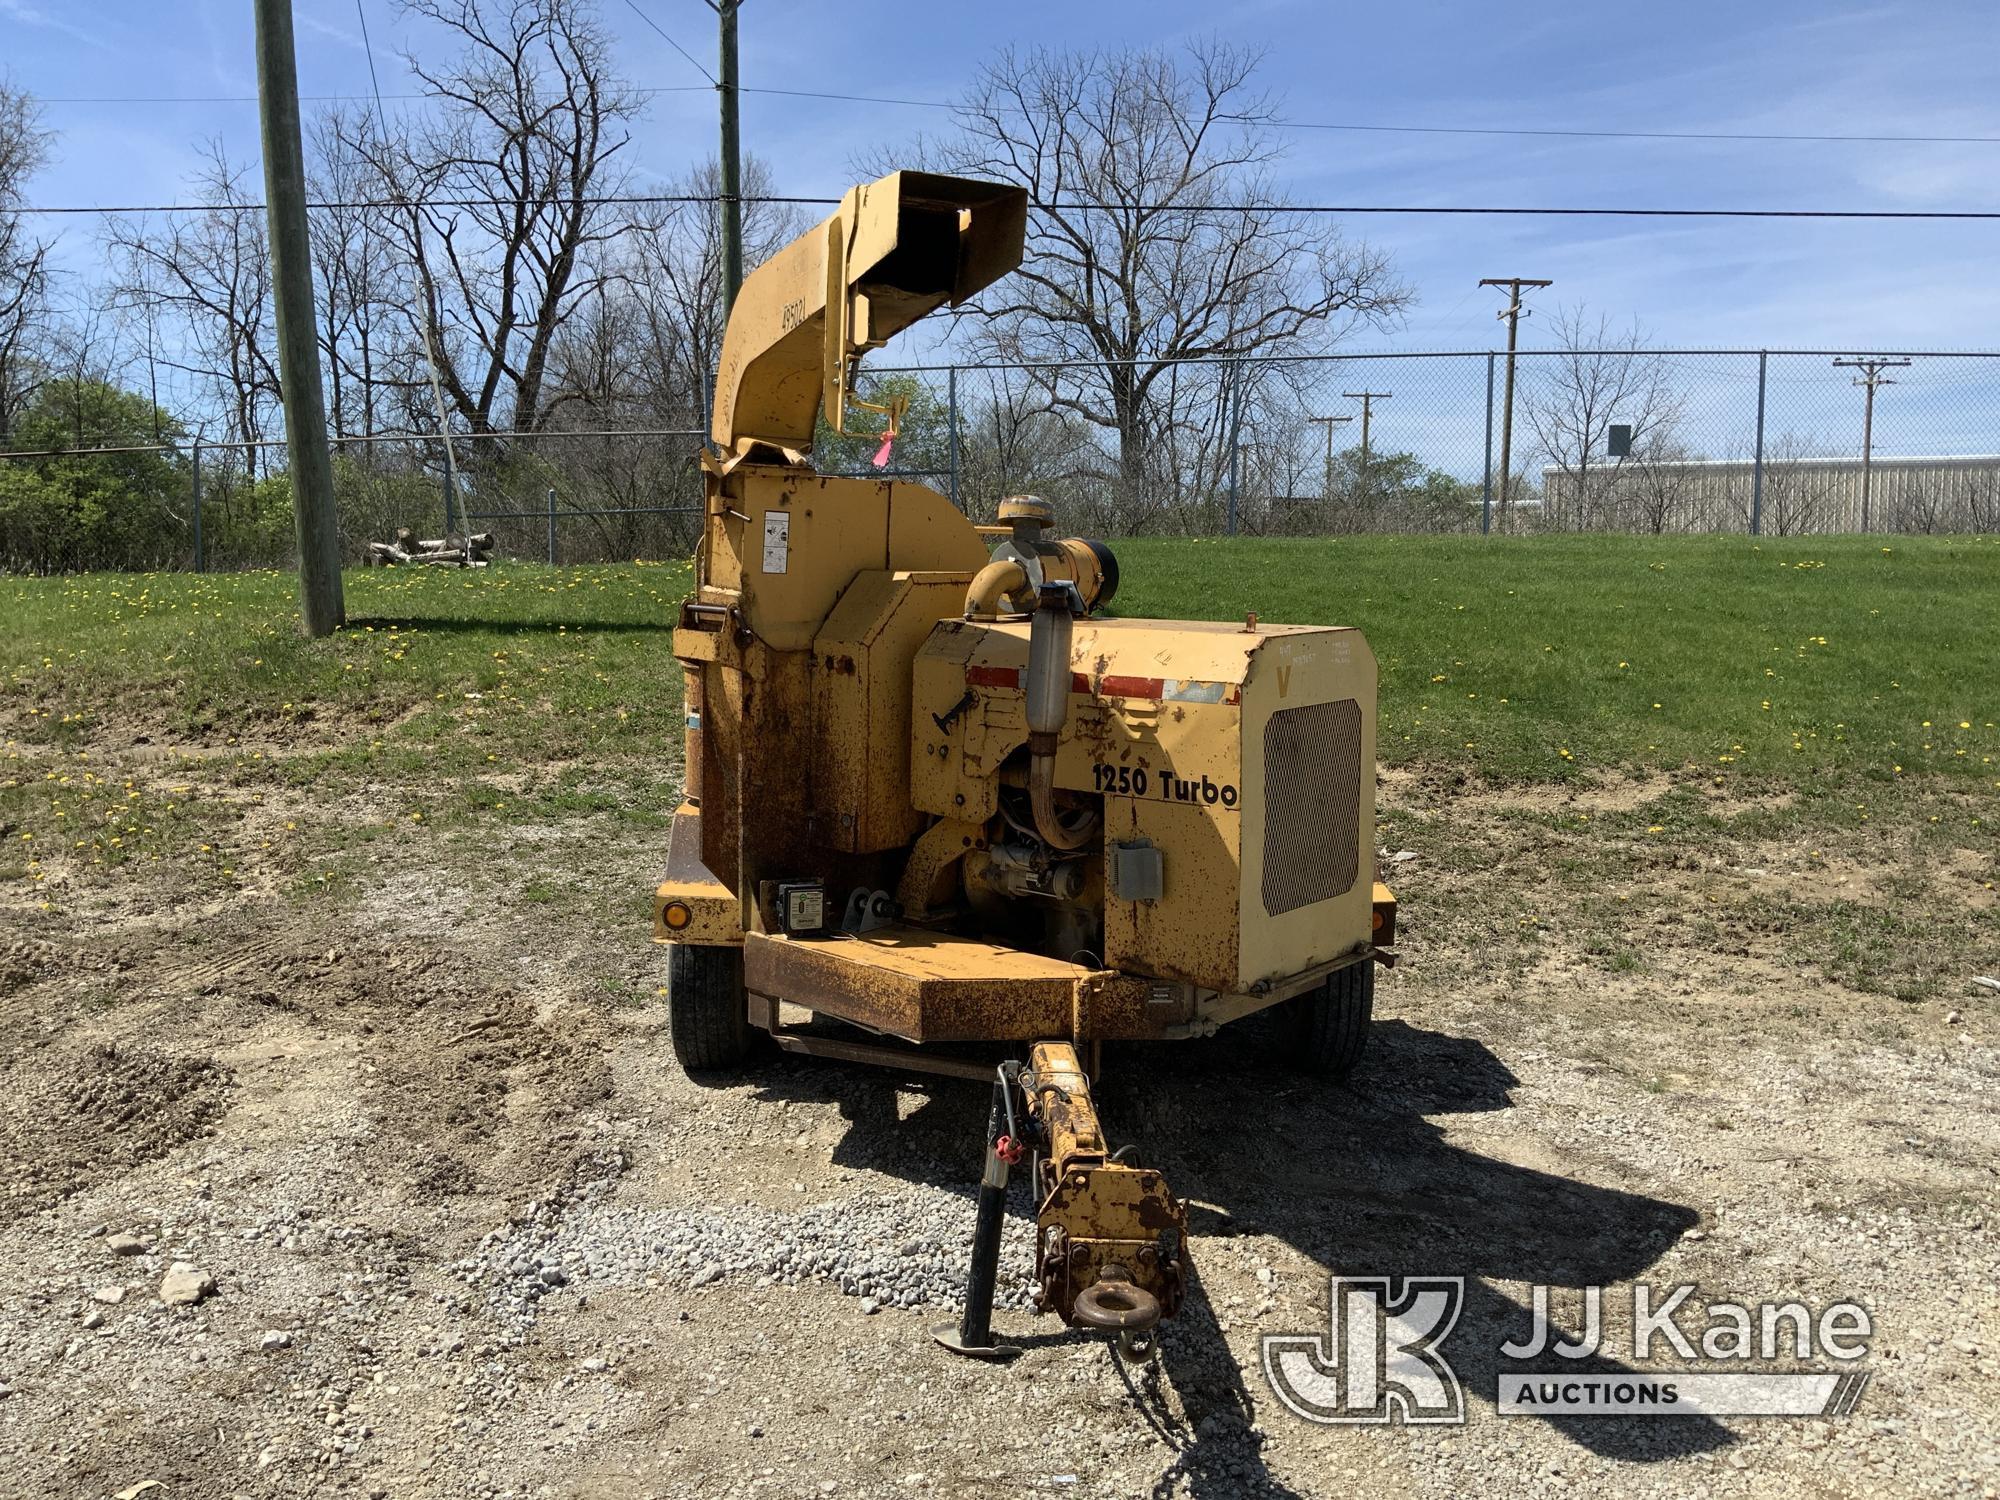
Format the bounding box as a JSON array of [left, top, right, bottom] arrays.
[[652, 803, 743, 946], [811, 572, 973, 854], [894, 816, 986, 917], [743, 928, 1082, 1042], [749, 1008, 997, 1081], [1023, 1042, 1188, 1328]]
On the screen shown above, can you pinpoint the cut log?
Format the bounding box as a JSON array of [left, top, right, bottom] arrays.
[[416, 532, 493, 554], [365, 530, 494, 565]]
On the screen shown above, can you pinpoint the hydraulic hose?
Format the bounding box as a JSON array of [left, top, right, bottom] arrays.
[[1029, 740, 1094, 850]]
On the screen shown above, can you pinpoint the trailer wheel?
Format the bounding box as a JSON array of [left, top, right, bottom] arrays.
[[667, 943, 751, 1071], [1286, 961, 1374, 1080]]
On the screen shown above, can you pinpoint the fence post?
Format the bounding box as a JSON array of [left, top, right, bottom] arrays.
[[1481, 352, 1495, 535], [1750, 349, 1768, 536], [947, 364, 960, 512], [1225, 360, 1243, 536], [440, 444, 454, 539], [191, 436, 204, 572], [547, 487, 558, 565], [697, 358, 713, 454]]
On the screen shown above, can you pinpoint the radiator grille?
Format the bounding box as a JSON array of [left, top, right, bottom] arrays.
[[1261, 699, 1362, 917]]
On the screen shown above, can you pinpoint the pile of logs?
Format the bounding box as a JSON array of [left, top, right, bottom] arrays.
[[364, 529, 496, 567]]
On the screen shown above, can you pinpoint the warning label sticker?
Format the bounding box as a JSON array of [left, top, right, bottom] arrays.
[[762, 511, 789, 573]]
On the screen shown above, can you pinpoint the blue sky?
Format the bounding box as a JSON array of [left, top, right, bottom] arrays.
[[6, 0, 2000, 360]]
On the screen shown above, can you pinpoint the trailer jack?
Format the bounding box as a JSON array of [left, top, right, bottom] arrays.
[[934, 1045, 1187, 1362]]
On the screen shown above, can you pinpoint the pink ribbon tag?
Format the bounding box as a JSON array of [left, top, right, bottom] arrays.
[[871, 434, 895, 469]]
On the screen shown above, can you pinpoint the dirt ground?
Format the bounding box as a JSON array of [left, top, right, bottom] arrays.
[[0, 729, 1995, 1500]]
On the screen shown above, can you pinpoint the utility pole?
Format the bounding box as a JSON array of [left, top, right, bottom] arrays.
[[254, 0, 344, 636], [1307, 414, 1353, 501], [709, 1, 745, 314], [1480, 277, 1552, 531], [1342, 390, 1391, 497], [1832, 356, 1911, 531]]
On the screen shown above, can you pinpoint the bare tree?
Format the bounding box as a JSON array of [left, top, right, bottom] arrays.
[[1521, 306, 1687, 530], [1621, 437, 1702, 533], [954, 367, 1104, 523], [883, 41, 1409, 519], [308, 109, 406, 441], [558, 156, 804, 430], [106, 143, 279, 467], [1964, 471, 2000, 533], [340, 0, 643, 439], [1760, 434, 1836, 536], [0, 81, 54, 443]]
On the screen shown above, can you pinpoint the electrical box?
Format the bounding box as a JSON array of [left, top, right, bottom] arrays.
[[775, 880, 828, 938], [1112, 841, 1165, 902]]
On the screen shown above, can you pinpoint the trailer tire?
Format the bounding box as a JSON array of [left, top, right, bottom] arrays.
[[667, 943, 751, 1071], [1287, 961, 1374, 1080]]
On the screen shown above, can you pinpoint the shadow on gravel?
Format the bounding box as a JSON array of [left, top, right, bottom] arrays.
[[733, 1010, 1726, 1480], [1106, 1015, 1729, 1466]]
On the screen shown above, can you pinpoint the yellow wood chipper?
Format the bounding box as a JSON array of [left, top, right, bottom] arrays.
[[653, 171, 1397, 1359]]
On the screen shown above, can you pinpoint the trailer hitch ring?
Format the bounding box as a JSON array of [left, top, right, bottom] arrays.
[[1072, 1267, 1160, 1334]]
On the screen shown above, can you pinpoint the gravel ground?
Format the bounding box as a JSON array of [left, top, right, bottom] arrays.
[[0, 758, 1994, 1499]]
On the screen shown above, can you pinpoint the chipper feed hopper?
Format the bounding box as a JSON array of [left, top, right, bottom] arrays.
[[654, 171, 1397, 1358]]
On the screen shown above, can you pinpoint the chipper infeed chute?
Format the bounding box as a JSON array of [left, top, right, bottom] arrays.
[[654, 170, 1393, 1359]]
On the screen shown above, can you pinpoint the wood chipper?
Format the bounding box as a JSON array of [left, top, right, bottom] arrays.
[[653, 171, 1398, 1359]]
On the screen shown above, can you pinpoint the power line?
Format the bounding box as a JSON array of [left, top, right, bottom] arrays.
[[36, 87, 712, 104], [1480, 277, 1553, 533], [1342, 389, 1391, 483], [354, 0, 387, 117], [729, 91, 2000, 147], [22, 194, 2000, 220], [736, 85, 953, 110], [1832, 356, 1914, 530], [618, 0, 716, 87], [1280, 120, 2000, 146], [34, 82, 2000, 150]]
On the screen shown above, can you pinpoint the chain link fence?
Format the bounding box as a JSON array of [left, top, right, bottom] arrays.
[[0, 427, 705, 574], [850, 348, 2000, 537], [5, 349, 1997, 573]]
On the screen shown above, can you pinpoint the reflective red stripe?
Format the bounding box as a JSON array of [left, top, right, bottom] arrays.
[[1099, 674, 1165, 698], [964, 664, 1240, 704]]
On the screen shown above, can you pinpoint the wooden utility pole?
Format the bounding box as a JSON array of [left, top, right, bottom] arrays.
[[1832, 356, 1911, 531], [1307, 414, 1352, 500], [255, 0, 344, 635], [709, 1, 745, 313], [1342, 389, 1391, 495], [1480, 277, 1552, 531]]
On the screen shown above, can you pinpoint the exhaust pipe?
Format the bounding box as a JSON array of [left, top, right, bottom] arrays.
[[1025, 584, 1092, 850]]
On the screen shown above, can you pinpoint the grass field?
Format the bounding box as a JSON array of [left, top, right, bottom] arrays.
[[1114, 533, 2000, 781], [2, 533, 1994, 997], [6, 533, 1996, 780]]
